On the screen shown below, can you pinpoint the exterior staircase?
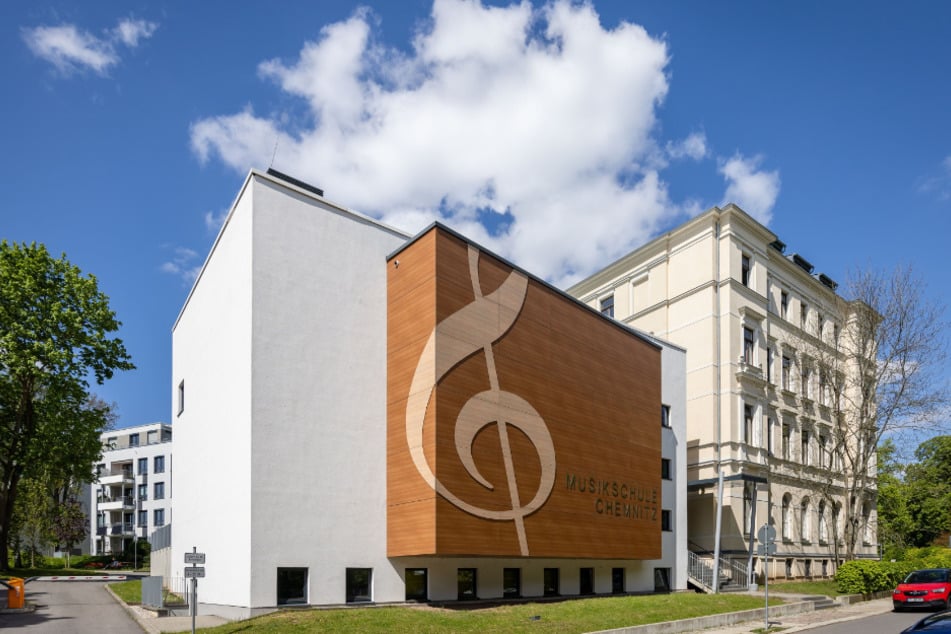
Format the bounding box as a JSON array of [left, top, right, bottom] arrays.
[[687, 549, 749, 593]]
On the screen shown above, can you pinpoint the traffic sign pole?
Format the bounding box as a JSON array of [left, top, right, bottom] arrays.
[[184, 547, 206, 634]]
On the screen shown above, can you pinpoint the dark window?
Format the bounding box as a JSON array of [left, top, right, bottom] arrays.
[[137, 510, 147, 526], [137, 484, 147, 500], [654, 568, 671, 592], [138, 457, 148, 474], [661, 458, 671, 480], [405, 568, 427, 602], [154, 482, 165, 500], [346, 568, 372, 603], [741, 254, 751, 286], [457, 568, 477, 601], [177, 380, 185, 416], [804, 560, 812, 577], [781, 291, 789, 318], [661, 509, 672, 531], [154, 455, 165, 473], [743, 327, 755, 364], [503, 568, 521, 599], [543, 568, 559, 596], [153, 509, 164, 527], [661, 404, 671, 428], [600, 295, 614, 318], [611, 568, 625, 594], [767, 347, 773, 382], [785, 559, 793, 578], [744, 405, 754, 444], [579, 567, 594, 595], [277, 567, 308, 605], [129, 433, 139, 447], [801, 430, 810, 465]]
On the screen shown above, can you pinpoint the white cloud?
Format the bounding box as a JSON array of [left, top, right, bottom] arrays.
[[204, 208, 230, 233], [190, 0, 776, 285], [916, 155, 951, 202], [22, 16, 157, 76], [160, 246, 201, 285], [666, 132, 708, 160], [719, 153, 781, 224]]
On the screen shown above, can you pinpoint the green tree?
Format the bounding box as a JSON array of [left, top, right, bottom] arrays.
[[876, 439, 914, 558], [10, 475, 53, 568], [0, 241, 133, 571], [906, 436, 951, 547], [50, 497, 87, 568]]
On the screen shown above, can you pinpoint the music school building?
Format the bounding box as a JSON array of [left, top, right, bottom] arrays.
[[170, 169, 687, 619]]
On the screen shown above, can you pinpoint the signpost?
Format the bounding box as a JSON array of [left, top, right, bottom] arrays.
[[756, 524, 776, 631], [184, 547, 206, 634]]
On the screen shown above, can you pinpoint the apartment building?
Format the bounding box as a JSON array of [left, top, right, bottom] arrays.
[[170, 168, 687, 618], [569, 204, 878, 583], [90, 422, 172, 556]]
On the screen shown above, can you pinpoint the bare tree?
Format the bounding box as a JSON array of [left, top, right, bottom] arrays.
[[794, 265, 948, 562]]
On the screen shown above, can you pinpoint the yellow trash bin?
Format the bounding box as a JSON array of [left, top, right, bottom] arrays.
[[6, 577, 24, 609]]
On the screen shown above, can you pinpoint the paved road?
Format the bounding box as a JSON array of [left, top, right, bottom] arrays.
[[800, 607, 931, 633], [2, 580, 142, 633]]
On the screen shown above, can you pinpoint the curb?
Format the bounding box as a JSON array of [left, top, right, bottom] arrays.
[[104, 582, 150, 633]]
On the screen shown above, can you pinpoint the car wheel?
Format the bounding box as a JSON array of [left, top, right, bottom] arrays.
[[893, 604, 903, 612]]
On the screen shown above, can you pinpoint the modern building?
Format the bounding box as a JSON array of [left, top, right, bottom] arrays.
[[89, 422, 172, 556], [568, 204, 878, 583], [170, 168, 687, 618]]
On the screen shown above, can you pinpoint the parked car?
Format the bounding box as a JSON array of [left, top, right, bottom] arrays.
[[901, 610, 951, 632], [894, 569, 951, 611]]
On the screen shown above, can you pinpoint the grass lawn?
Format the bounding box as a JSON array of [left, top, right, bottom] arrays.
[[765, 580, 842, 596], [108, 579, 184, 605], [196, 593, 782, 634]]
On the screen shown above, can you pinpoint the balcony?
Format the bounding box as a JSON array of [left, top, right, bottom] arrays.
[[99, 468, 134, 486], [110, 522, 134, 536], [98, 495, 135, 511]]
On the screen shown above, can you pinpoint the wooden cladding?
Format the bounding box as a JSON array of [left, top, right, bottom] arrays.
[[387, 227, 662, 559]]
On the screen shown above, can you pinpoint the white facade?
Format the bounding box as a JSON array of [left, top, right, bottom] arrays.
[[89, 422, 172, 556], [171, 169, 688, 618]]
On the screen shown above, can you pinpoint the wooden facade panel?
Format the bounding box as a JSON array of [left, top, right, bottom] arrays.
[[388, 227, 662, 559]]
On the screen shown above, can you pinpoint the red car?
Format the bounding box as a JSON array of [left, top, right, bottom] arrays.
[[894, 569, 951, 611]]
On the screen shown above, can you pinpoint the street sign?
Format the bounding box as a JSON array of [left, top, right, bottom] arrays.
[[184, 566, 206, 578], [756, 543, 778, 556], [184, 552, 206, 564], [757, 524, 776, 544]]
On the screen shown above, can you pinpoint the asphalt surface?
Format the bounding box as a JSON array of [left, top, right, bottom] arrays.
[[2, 579, 142, 633]]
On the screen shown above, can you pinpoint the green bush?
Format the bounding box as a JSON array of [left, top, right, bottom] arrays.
[[835, 559, 920, 594]]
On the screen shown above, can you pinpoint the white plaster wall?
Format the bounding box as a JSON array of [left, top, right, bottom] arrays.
[[245, 177, 408, 608], [654, 341, 687, 590], [170, 181, 255, 608]]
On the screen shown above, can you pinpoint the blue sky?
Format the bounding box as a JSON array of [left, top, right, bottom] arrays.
[[3, 1, 950, 429]]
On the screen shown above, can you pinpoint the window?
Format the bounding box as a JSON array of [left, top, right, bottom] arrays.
[[277, 567, 308, 605], [147, 430, 157, 444], [654, 568, 671, 592], [503, 568, 521, 599], [801, 430, 810, 465], [106, 436, 117, 449], [782, 356, 792, 390], [744, 405, 754, 445], [405, 568, 428, 602], [96, 463, 105, 477], [129, 433, 140, 447], [804, 560, 812, 578], [600, 295, 614, 318], [785, 559, 793, 578], [782, 494, 792, 540], [767, 417, 774, 455], [801, 499, 811, 543], [743, 327, 755, 364], [661, 509, 672, 531], [801, 303, 808, 330], [802, 367, 812, 399], [833, 324, 840, 346], [781, 291, 789, 318], [766, 347, 773, 383], [153, 509, 165, 527], [457, 568, 477, 600], [661, 458, 671, 480], [819, 370, 828, 406], [177, 380, 185, 416], [782, 424, 790, 460], [661, 404, 671, 428], [817, 314, 825, 340], [862, 503, 872, 544], [543, 568, 559, 596], [612, 568, 625, 594], [138, 457, 148, 474], [741, 254, 751, 286], [818, 501, 828, 543], [154, 482, 165, 500], [346, 568, 372, 603], [818, 435, 829, 468], [137, 509, 147, 527], [743, 482, 754, 535], [97, 513, 106, 529], [579, 567, 594, 595], [154, 455, 165, 473], [137, 484, 147, 500]]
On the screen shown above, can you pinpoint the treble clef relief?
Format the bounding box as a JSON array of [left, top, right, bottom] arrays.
[[405, 245, 556, 556]]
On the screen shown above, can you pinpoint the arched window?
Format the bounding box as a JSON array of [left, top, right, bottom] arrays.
[[862, 502, 871, 544], [782, 494, 792, 540], [800, 498, 811, 543], [818, 501, 827, 543]]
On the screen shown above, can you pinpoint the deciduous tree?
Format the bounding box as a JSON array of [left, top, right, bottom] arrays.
[[0, 241, 133, 570]]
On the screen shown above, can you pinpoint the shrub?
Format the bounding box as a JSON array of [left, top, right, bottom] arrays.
[[835, 559, 920, 594]]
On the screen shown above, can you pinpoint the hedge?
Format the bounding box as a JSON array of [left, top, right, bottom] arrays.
[[836, 549, 951, 595]]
